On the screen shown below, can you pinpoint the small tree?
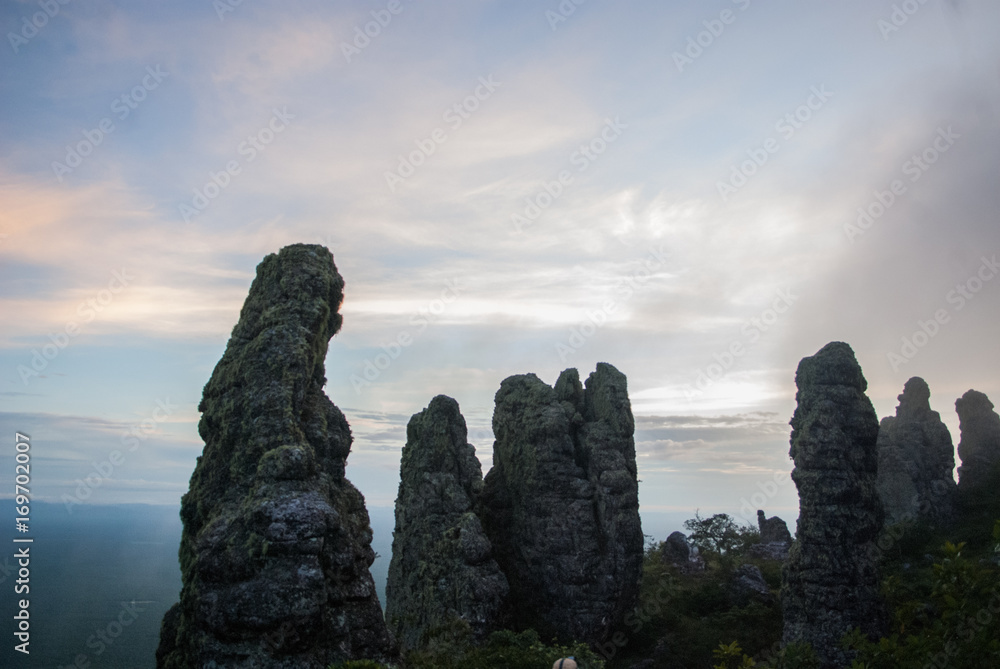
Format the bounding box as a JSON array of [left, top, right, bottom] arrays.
[[684, 511, 756, 556]]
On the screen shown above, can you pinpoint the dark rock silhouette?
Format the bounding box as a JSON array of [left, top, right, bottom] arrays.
[[478, 363, 643, 645], [385, 395, 508, 651], [955, 390, 1000, 498], [876, 377, 957, 526], [781, 342, 886, 669], [750, 510, 791, 561], [757, 510, 792, 545], [661, 531, 691, 564], [156, 244, 395, 669]]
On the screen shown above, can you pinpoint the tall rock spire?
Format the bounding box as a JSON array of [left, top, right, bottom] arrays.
[[157, 244, 395, 668], [478, 363, 643, 645], [876, 376, 957, 526], [385, 395, 508, 651], [781, 342, 886, 668]]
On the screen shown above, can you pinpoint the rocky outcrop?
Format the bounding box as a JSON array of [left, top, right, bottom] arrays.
[[751, 510, 791, 561], [781, 342, 886, 669], [385, 395, 508, 651], [157, 244, 395, 669], [478, 363, 643, 645], [757, 510, 792, 545], [729, 564, 774, 606], [661, 531, 691, 564], [955, 390, 1000, 497], [876, 377, 957, 526]]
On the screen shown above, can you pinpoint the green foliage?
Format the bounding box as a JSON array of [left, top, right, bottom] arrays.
[[328, 661, 391, 669], [709, 640, 819, 669], [845, 537, 1000, 668], [607, 530, 783, 668], [684, 511, 760, 558], [713, 641, 756, 668], [404, 627, 604, 669]]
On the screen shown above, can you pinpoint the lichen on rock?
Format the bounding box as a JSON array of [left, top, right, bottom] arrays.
[[478, 363, 643, 645], [156, 244, 395, 669], [781, 342, 886, 669], [385, 395, 508, 651]]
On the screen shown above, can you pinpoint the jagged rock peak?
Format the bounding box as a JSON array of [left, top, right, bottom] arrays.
[[876, 376, 957, 526], [157, 244, 395, 669], [757, 510, 792, 545], [385, 395, 508, 651], [956, 390, 1000, 495], [781, 342, 886, 669], [478, 362, 643, 646]]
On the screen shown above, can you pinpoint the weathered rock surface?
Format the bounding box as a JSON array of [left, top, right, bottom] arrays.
[[757, 510, 792, 545], [781, 342, 886, 669], [750, 510, 791, 561], [955, 390, 1000, 497], [661, 531, 691, 564], [478, 363, 643, 645], [876, 377, 957, 526], [730, 564, 774, 606], [385, 395, 508, 651], [157, 244, 395, 669]]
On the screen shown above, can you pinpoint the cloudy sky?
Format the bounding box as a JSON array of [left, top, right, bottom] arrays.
[[2, 0, 998, 531]]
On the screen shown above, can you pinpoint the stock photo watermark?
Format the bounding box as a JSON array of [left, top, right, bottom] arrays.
[[511, 116, 627, 232], [877, 0, 932, 40], [555, 245, 669, 362], [887, 254, 997, 372], [51, 66, 169, 182], [178, 106, 294, 222], [58, 600, 146, 669], [545, 0, 587, 31], [62, 398, 177, 512], [716, 85, 833, 202], [341, 0, 414, 62], [350, 279, 462, 393], [7, 0, 72, 54], [683, 287, 798, 401], [213, 0, 246, 21], [17, 269, 134, 385], [671, 0, 752, 73], [384, 75, 501, 192], [845, 125, 959, 242]]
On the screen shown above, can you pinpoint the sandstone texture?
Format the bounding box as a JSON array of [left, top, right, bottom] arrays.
[[876, 377, 957, 526], [385, 395, 508, 651], [157, 244, 395, 668], [478, 363, 643, 645], [781, 342, 886, 669]]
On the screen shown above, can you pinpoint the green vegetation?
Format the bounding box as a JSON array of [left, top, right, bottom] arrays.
[[843, 519, 1000, 668], [334, 509, 1000, 668]]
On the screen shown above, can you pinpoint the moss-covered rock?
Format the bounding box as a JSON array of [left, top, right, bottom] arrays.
[[781, 342, 887, 668], [478, 363, 643, 646], [385, 395, 508, 651], [157, 244, 395, 668]]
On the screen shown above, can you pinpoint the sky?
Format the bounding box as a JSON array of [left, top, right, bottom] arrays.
[[2, 0, 999, 534]]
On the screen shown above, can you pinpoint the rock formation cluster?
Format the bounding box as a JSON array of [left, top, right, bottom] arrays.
[[477, 363, 644, 645], [385, 395, 508, 651], [876, 377, 957, 526], [955, 389, 1000, 499], [157, 245, 394, 669], [781, 342, 886, 669]]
